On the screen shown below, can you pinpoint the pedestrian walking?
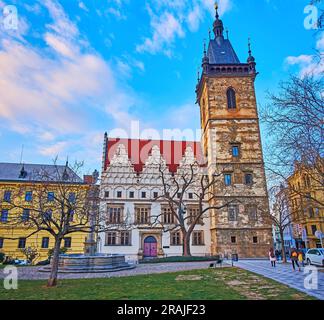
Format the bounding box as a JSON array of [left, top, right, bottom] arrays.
[[275, 249, 280, 261], [269, 248, 276, 267], [298, 250, 304, 268], [290, 248, 300, 271]]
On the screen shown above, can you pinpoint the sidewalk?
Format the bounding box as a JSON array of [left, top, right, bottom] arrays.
[[231, 259, 324, 300]]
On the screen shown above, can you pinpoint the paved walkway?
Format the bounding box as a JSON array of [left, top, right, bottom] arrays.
[[232, 259, 324, 300], [0, 261, 216, 280]]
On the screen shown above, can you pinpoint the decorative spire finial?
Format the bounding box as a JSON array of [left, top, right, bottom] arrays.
[[213, 2, 224, 38], [248, 37, 251, 56], [203, 39, 207, 56], [215, 2, 219, 19]]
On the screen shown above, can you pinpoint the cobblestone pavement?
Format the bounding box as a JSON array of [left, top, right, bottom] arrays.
[[233, 259, 324, 300], [0, 261, 218, 280]]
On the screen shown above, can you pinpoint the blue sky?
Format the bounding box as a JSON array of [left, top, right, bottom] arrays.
[[0, 0, 322, 174]]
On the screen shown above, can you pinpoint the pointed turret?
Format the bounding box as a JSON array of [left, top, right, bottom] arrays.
[[247, 38, 257, 74], [213, 3, 224, 38]]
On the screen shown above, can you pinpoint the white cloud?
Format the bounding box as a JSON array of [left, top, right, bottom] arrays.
[[187, 5, 203, 32], [136, 9, 185, 56], [78, 1, 89, 12], [136, 0, 232, 56], [285, 33, 324, 77], [0, 0, 142, 165], [38, 141, 68, 157]]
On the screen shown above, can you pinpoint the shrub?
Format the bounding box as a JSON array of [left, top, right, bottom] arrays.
[[20, 247, 39, 265], [2, 256, 15, 265], [47, 247, 67, 259], [0, 252, 5, 263]]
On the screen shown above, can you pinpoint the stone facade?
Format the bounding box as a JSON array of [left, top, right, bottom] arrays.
[[196, 9, 273, 258]]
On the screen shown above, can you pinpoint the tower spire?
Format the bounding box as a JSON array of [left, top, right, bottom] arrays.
[[215, 2, 219, 19], [213, 2, 224, 38], [247, 37, 256, 74]]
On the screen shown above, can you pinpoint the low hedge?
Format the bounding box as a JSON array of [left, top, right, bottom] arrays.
[[139, 256, 220, 264]]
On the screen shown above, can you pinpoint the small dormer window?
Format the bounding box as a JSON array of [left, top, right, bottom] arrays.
[[19, 165, 27, 179], [227, 88, 236, 109]]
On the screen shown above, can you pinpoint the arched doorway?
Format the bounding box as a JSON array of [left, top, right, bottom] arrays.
[[143, 236, 157, 257]]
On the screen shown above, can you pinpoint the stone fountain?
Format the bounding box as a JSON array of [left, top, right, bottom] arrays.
[[40, 253, 135, 273], [40, 171, 135, 274]]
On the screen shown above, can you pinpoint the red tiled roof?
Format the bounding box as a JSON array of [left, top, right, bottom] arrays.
[[104, 138, 205, 173]]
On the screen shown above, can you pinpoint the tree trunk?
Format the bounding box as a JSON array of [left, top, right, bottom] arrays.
[[182, 233, 191, 257], [47, 237, 62, 287], [280, 230, 287, 263]]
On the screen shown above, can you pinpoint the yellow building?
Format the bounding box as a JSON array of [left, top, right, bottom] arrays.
[[288, 160, 324, 248], [0, 162, 92, 263]]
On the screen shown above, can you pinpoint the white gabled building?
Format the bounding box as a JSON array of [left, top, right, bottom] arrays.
[[98, 136, 211, 261]]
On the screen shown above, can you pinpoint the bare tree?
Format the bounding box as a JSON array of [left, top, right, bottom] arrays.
[[262, 185, 295, 263], [5, 160, 96, 287], [152, 161, 235, 257], [261, 75, 324, 206]]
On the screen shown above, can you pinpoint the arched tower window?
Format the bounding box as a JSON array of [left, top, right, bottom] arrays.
[[227, 88, 236, 109]]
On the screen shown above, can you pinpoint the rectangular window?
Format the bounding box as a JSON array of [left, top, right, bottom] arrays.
[[228, 205, 239, 221], [224, 174, 232, 186], [188, 193, 193, 199], [248, 206, 258, 221], [129, 191, 134, 198], [18, 238, 26, 249], [177, 193, 181, 199], [253, 236, 258, 244], [41, 237, 49, 249], [245, 173, 253, 185], [25, 191, 32, 202], [117, 191, 122, 198], [311, 225, 317, 235], [22, 209, 30, 222], [231, 236, 236, 243], [171, 231, 182, 246], [106, 232, 117, 245], [107, 206, 123, 224], [188, 206, 203, 225], [47, 192, 55, 202], [3, 191, 11, 202], [104, 191, 109, 198], [135, 206, 150, 224], [0, 238, 3, 249], [153, 192, 158, 199], [162, 206, 175, 224], [63, 237, 72, 248], [232, 146, 239, 157], [0, 210, 9, 223], [44, 209, 52, 221], [68, 210, 74, 222], [192, 231, 204, 245], [68, 193, 76, 204], [308, 207, 314, 218], [120, 231, 131, 245], [141, 192, 146, 198]]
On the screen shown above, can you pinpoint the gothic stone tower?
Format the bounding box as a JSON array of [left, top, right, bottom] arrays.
[[196, 5, 273, 257]]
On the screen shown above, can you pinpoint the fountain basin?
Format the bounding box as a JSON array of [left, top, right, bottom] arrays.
[[39, 254, 135, 273]]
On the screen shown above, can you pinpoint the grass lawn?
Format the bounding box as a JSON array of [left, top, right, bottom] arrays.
[[0, 267, 314, 300]]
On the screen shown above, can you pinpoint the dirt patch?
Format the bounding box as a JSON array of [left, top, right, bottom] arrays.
[[175, 275, 203, 281], [227, 280, 247, 286]]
